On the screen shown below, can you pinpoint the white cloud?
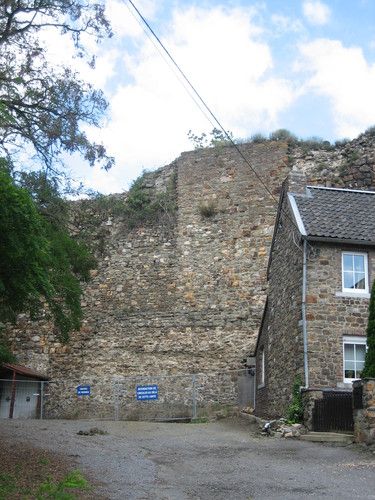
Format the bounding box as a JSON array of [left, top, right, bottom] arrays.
[[105, 0, 159, 39], [302, 1, 331, 26], [296, 39, 375, 137], [85, 5, 296, 193], [271, 14, 303, 34]]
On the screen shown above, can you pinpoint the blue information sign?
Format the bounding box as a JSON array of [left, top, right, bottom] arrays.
[[136, 384, 158, 401], [77, 385, 91, 396]]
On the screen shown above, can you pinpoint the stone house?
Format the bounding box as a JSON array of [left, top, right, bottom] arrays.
[[254, 172, 375, 427]]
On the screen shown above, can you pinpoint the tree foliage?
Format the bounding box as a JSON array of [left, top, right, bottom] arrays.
[[0, 164, 95, 342], [362, 281, 375, 378], [0, 0, 113, 171]]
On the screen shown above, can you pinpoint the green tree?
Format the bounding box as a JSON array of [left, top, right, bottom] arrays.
[[0, 0, 113, 171], [362, 281, 375, 378], [0, 164, 95, 343]]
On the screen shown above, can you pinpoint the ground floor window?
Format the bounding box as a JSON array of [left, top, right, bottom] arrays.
[[343, 336, 367, 383], [258, 348, 265, 388]]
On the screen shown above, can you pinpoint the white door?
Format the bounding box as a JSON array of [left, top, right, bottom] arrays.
[[13, 381, 40, 419], [0, 381, 12, 419]]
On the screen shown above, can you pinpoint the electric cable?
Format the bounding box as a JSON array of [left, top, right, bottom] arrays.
[[126, 0, 310, 245]]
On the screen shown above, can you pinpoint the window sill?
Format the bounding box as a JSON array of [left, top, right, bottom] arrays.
[[335, 291, 370, 299]]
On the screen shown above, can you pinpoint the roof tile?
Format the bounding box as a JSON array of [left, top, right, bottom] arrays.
[[291, 187, 375, 242]]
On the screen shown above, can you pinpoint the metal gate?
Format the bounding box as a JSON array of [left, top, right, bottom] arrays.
[[0, 379, 47, 419], [312, 391, 353, 432]]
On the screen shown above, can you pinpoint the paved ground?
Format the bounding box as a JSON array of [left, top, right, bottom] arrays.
[[1, 417, 375, 499]]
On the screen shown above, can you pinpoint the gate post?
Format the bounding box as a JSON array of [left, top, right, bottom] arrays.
[[40, 381, 44, 420], [192, 374, 197, 419], [353, 378, 375, 444], [113, 380, 120, 421]]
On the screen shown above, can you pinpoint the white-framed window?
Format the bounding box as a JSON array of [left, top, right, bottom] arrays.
[[342, 252, 369, 293], [343, 336, 367, 383], [258, 348, 265, 388]]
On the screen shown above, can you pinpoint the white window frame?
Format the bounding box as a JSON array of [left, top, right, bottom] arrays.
[[341, 252, 369, 294], [343, 336, 367, 383], [258, 348, 265, 388]]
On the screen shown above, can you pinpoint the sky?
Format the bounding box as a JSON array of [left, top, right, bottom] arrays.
[[48, 0, 375, 194]]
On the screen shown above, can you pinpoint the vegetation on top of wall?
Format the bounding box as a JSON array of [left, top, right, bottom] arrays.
[[362, 281, 375, 378], [187, 127, 341, 151], [121, 171, 177, 230], [187, 128, 234, 149], [365, 125, 375, 137], [75, 169, 178, 253], [286, 375, 304, 423], [188, 125, 375, 154]]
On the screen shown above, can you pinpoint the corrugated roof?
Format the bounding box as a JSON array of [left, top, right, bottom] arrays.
[[290, 186, 375, 243], [1, 363, 48, 380]]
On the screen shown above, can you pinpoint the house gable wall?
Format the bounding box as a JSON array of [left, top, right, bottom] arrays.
[[255, 193, 304, 419]]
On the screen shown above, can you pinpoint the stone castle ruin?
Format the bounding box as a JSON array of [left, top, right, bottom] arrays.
[[6, 130, 375, 419]]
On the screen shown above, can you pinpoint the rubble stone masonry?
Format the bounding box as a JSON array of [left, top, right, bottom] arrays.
[[353, 378, 375, 444], [5, 130, 375, 418]]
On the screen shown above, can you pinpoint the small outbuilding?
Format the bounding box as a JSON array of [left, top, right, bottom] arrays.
[[0, 363, 49, 419]]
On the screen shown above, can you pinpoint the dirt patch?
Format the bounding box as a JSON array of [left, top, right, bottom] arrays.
[[0, 438, 104, 499]]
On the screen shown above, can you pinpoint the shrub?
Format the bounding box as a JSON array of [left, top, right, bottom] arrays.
[[362, 281, 375, 378], [250, 133, 268, 143], [286, 375, 304, 423], [365, 125, 375, 137], [334, 138, 350, 147], [269, 129, 298, 143], [198, 200, 217, 218]]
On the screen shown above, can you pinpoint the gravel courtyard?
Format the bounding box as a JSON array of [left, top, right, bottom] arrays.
[[1, 418, 375, 499]]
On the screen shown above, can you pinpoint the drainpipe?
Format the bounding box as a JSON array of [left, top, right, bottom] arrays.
[[9, 369, 16, 419], [302, 239, 309, 389]]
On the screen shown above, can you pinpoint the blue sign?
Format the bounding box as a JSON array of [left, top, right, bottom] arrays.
[[77, 385, 91, 396], [136, 384, 158, 401]]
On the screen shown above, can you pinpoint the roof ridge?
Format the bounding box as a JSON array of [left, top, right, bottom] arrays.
[[306, 185, 375, 195]]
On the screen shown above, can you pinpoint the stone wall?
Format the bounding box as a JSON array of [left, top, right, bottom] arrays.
[[6, 141, 289, 418], [353, 378, 375, 444], [289, 130, 375, 189], [5, 130, 375, 419]]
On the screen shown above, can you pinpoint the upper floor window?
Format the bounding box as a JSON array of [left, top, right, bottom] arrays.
[[342, 252, 368, 293]]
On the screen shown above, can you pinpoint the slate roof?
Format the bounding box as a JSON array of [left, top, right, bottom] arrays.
[[290, 186, 375, 243]]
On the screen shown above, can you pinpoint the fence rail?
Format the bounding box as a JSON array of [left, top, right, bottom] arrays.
[[1, 369, 255, 421]]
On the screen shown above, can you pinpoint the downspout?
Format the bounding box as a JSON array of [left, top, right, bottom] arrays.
[[9, 369, 16, 419], [302, 238, 309, 388]]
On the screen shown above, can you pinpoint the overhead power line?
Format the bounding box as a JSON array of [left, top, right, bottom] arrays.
[[126, 0, 283, 204], [126, 0, 308, 245]]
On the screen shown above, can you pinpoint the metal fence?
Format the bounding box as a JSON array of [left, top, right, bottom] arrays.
[[1, 369, 255, 421], [0, 379, 49, 419], [113, 369, 255, 421]]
